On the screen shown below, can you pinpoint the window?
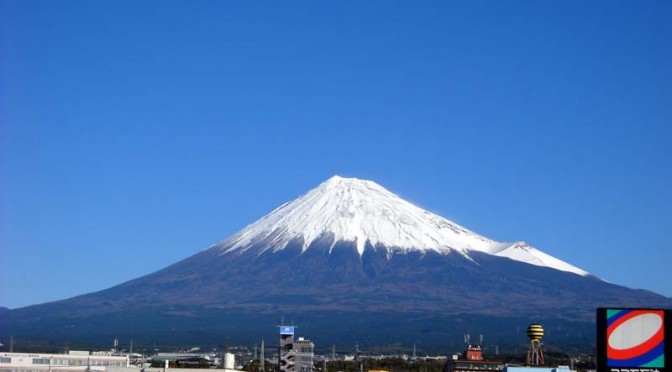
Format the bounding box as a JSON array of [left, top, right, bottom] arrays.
[[32, 358, 50, 365], [0, 357, 11, 363]]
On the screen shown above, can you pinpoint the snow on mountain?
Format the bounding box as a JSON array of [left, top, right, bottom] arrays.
[[490, 242, 589, 276], [210, 175, 588, 276]]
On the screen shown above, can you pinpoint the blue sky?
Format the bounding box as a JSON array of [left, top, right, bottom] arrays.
[[1, 1, 670, 309]]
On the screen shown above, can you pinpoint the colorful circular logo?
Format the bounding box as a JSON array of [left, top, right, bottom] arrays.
[[607, 309, 665, 367]]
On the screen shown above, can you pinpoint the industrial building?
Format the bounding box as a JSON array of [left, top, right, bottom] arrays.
[[149, 352, 219, 368]]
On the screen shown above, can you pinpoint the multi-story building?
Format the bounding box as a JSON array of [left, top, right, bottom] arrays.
[[292, 338, 314, 372], [278, 326, 314, 372]]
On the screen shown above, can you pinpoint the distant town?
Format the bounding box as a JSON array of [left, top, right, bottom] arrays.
[[0, 323, 592, 372], [2, 308, 669, 372]]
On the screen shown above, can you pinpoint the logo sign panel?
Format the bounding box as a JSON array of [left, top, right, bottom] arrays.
[[280, 326, 295, 335], [597, 308, 671, 372]]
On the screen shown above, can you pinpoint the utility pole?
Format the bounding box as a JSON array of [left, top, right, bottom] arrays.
[[356, 344, 361, 372], [260, 339, 265, 372]]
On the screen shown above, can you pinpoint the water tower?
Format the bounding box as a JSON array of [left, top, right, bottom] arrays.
[[526, 323, 544, 366]]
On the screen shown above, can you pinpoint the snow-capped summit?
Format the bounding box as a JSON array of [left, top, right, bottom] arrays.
[[210, 175, 588, 276]]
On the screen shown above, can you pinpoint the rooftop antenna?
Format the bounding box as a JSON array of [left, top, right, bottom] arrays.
[[412, 344, 416, 360], [479, 334, 484, 346], [332, 345, 336, 360]]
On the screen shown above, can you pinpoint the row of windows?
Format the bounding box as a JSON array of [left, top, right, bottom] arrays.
[[1, 357, 12, 363], [56, 360, 125, 367], [23, 358, 125, 367]]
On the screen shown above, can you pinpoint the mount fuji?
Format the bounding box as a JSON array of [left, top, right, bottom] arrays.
[[2, 176, 670, 351]]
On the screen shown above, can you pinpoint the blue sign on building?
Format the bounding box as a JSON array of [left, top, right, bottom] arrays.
[[280, 326, 295, 335]]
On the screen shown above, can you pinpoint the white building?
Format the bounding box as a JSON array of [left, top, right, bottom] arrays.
[[0, 352, 240, 372], [0, 352, 128, 372]]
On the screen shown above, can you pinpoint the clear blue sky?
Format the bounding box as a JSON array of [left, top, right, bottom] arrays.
[[1, 1, 670, 309]]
